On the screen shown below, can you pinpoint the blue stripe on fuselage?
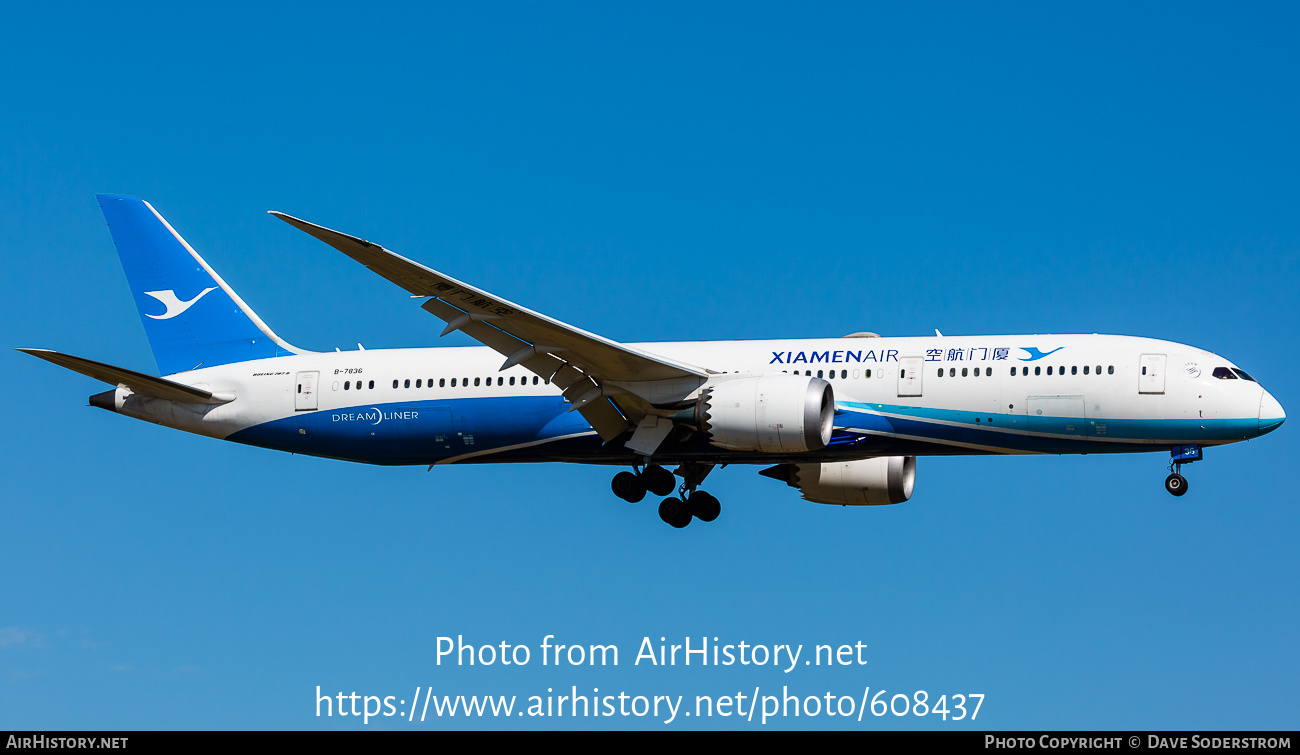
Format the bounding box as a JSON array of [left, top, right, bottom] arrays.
[[837, 401, 1258, 453], [226, 396, 1259, 466], [228, 395, 589, 465]]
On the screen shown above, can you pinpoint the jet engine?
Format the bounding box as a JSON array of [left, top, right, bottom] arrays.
[[761, 456, 916, 505], [692, 374, 833, 453]]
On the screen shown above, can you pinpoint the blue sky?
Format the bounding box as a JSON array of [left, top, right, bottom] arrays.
[[2, 2, 1297, 730]]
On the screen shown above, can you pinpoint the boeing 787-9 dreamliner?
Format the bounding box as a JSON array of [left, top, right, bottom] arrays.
[[20, 196, 1286, 527]]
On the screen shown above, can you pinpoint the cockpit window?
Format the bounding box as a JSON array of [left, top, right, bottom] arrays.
[[1231, 368, 1256, 382], [1212, 367, 1237, 380]]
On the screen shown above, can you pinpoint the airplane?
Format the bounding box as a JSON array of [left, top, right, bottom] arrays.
[[20, 195, 1286, 528]]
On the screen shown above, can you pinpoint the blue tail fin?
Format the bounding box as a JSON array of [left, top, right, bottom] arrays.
[[96, 194, 305, 375]]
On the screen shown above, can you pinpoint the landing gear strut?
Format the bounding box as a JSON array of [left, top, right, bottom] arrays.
[[611, 462, 722, 527], [656, 462, 718, 528], [1165, 444, 1201, 497]]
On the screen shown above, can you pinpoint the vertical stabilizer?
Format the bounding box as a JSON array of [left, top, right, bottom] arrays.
[[96, 195, 306, 375]]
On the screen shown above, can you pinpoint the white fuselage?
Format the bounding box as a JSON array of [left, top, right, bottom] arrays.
[[102, 334, 1283, 467]]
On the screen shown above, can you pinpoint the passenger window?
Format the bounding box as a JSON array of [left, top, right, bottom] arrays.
[[1231, 368, 1256, 382], [961, 367, 968, 377], [866, 369, 872, 378], [416, 379, 422, 388], [1047, 366, 1052, 375], [1142, 367, 1147, 376], [1011, 366, 1017, 376], [985, 367, 991, 376], [817, 370, 824, 378], [937, 369, 943, 378], [510, 376, 516, 386], [1071, 366, 1077, 375], [344, 381, 350, 390], [392, 380, 398, 389], [533, 376, 540, 385], [1094, 366, 1100, 375], [440, 378, 446, 387], [404, 379, 410, 388], [474, 377, 480, 386], [1083, 365, 1089, 375], [1108, 366, 1114, 374], [498, 377, 504, 386], [1035, 366, 1041, 376], [1213, 367, 1237, 380]]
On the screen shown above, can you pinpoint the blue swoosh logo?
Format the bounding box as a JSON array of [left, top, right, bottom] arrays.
[[1019, 346, 1065, 361]]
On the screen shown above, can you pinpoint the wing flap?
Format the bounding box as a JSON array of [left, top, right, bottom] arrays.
[[418, 297, 632, 439]]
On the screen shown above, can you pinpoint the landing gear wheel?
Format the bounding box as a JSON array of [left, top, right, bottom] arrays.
[[612, 471, 646, 503], [658, 497, 693, 528], [690, 491, 720, 522], [643, 465, 677, 497], [1165, 473, 1188, 497]]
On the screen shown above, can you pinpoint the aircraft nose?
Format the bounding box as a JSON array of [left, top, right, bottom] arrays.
[[1259, 390, 1285, 435]]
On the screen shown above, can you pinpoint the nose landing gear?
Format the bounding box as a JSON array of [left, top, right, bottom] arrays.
[[1165, 444, 1202, 497]]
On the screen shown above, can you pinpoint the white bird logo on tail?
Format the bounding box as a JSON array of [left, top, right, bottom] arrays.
[[143, 287, 217, 319]]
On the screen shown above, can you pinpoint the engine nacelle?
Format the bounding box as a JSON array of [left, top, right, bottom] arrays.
[[763, 456, 916, 505], [696, 374, 833, 453]]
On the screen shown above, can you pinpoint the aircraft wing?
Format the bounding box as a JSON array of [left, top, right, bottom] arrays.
[[270, 211, 710, 440]]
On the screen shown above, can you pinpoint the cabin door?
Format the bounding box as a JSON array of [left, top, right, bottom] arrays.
[[897, 356, 924, 397], [295, 371, 319, 411]]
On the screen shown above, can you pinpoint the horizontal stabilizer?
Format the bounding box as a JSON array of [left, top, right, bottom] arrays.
[[17, 349, 233, 405]]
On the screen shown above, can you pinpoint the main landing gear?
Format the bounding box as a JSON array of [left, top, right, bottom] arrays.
[[611, 464, 675, 503], [612, 462, 719, 528], [1164, 444, 1202, 497]]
